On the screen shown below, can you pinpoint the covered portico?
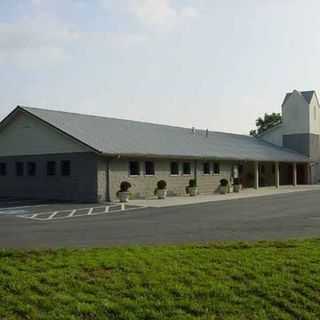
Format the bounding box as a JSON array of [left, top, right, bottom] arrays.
[[240, 161, 310, 189]]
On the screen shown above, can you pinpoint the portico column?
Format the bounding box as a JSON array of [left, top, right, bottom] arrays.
[[275, 162, 280, 188], [293, 162, 297, 186], [254, 161, 259, 189]]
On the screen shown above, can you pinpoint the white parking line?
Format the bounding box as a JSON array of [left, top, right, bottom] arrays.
[[68, 209, 77, 217], [48, 211, 59, 219], [16, 204, 146, 221]]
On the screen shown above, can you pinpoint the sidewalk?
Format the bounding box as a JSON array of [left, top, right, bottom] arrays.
[[129, 185, 320, 208]]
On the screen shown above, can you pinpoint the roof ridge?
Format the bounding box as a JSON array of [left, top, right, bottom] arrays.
[[19, 105, 252, 139]]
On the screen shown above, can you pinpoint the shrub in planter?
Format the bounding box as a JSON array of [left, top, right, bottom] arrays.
[[154, 180, 168, 199], [186, 179, 198, 196], [117, 181, 131, 202], [219, 178, 229, 194], [233, 177, 241, 193]]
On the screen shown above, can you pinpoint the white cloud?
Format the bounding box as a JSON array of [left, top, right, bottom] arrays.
[[129, 0, 198, 30], [101, 0, 198, 31]]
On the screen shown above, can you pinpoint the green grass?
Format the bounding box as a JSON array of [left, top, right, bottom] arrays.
[[1, 240, 320, 319]]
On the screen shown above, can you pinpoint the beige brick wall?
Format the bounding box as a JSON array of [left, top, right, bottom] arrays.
[[196, 161, 233, 194], [108, 158, 235, 201], [97, 157, 107, 202]]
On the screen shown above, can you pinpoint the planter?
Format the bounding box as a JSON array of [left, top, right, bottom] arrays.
[[188, 187, 198, 196], [118, 191, 130, 203], [219, 186, 228, 194], [156, 189, 167, 199], [233, 184, 241, 193]]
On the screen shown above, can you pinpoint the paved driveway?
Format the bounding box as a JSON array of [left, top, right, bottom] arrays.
[[1, 190, 320, 248]]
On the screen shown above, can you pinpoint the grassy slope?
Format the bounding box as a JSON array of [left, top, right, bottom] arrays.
[[0, 240, 320, 320]]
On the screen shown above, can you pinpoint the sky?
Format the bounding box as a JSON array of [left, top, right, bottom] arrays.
[[0, 0, 320, 135]]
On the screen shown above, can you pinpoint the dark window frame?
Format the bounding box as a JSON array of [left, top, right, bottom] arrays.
[[183, 162, 192, 175], [0, 163, 7, 176], [144, 161, 155, 176], [170, 162, 179, 176], [213, 162, 220, 175], [203, 162, 210, 175], [27, 162, 36, 177], [47, 161, 57, 176], [61, 160, 71, 177], [129, 161, 140, 176], [16, 162, 24, 177]]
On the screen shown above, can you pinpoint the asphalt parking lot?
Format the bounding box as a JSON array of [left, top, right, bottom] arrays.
[[1, 190, 320, 248]]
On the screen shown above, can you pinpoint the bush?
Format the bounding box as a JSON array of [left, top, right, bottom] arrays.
[[220, 179, 229, 187], [188, 179, 197, 188], [157, 180, 167, 190], [120, 181, 131, 192], [233, 178, 240, 185]]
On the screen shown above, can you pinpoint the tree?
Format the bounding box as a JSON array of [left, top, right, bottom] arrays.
[[250, 113, 281, 136]]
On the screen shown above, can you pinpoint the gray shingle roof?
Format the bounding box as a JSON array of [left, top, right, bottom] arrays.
[[282, 90, 316, 106], [19, 106, 308, 163], [301, 91, 315, 104]]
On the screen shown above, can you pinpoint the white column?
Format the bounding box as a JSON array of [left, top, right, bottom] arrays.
[[275, 162, 280, 188], [254, 161, 259, 189], [293, 163, 297, 186]]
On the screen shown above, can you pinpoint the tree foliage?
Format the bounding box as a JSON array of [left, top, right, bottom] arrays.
[[250, 113, 282, 136]]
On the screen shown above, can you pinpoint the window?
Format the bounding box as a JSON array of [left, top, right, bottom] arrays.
[[213, 162, 220, 174], [47, 161, 56, 176], [129, 161, 140, 176], [16, 162, 24, 177], [145, 161, 155, 176], [0, 163, 7, 176], [203, 162, 210, 175], [61, 160, 71, 176], [170, 162, 179, 175], [27, 162, 36, 176], [183, 162, 191, 175]]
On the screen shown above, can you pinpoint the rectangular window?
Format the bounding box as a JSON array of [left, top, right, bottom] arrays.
[[145, 161, 155, 176], [213, 162, 220, 174], [0, 163, 7, 176], [203, 162, 210, 175], [47, 161, 56, 176], [61, 160, 71, 176], [27, 162, 36, 176], [16, 162, 24, 177], [183, 162, 191, 175], [170, 162, 179, 175], [129, 161, 140, 176]]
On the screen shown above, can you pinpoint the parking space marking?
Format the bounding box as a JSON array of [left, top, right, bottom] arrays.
[[16, 204, 146, 221]]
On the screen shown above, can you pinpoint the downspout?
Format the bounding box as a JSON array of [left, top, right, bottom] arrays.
[[194, 160, 198, 182], [106, 158, 111, 202]]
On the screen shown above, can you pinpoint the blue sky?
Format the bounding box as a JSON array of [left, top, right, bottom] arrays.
[[1, 0, 320, 134]]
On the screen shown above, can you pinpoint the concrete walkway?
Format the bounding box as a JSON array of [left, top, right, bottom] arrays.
[[129, 185, 320, 208]]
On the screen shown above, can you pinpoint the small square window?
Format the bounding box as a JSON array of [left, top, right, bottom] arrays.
[[129, 161, 140, 176], [145, 161, 155, 175], [16, 162, 24, 177], [61, 160, 71, 176], [47, 161, 56, 176], [170, 162, 179, 175], [27, 162, 36, 176], [0, 163, 7, 176], [203, 162, 210, 175], [213, 162, 220, 174], [183, 162, 191, 175]]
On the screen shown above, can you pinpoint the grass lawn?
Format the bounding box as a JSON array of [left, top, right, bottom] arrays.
[[1, 240, 320, 319]]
